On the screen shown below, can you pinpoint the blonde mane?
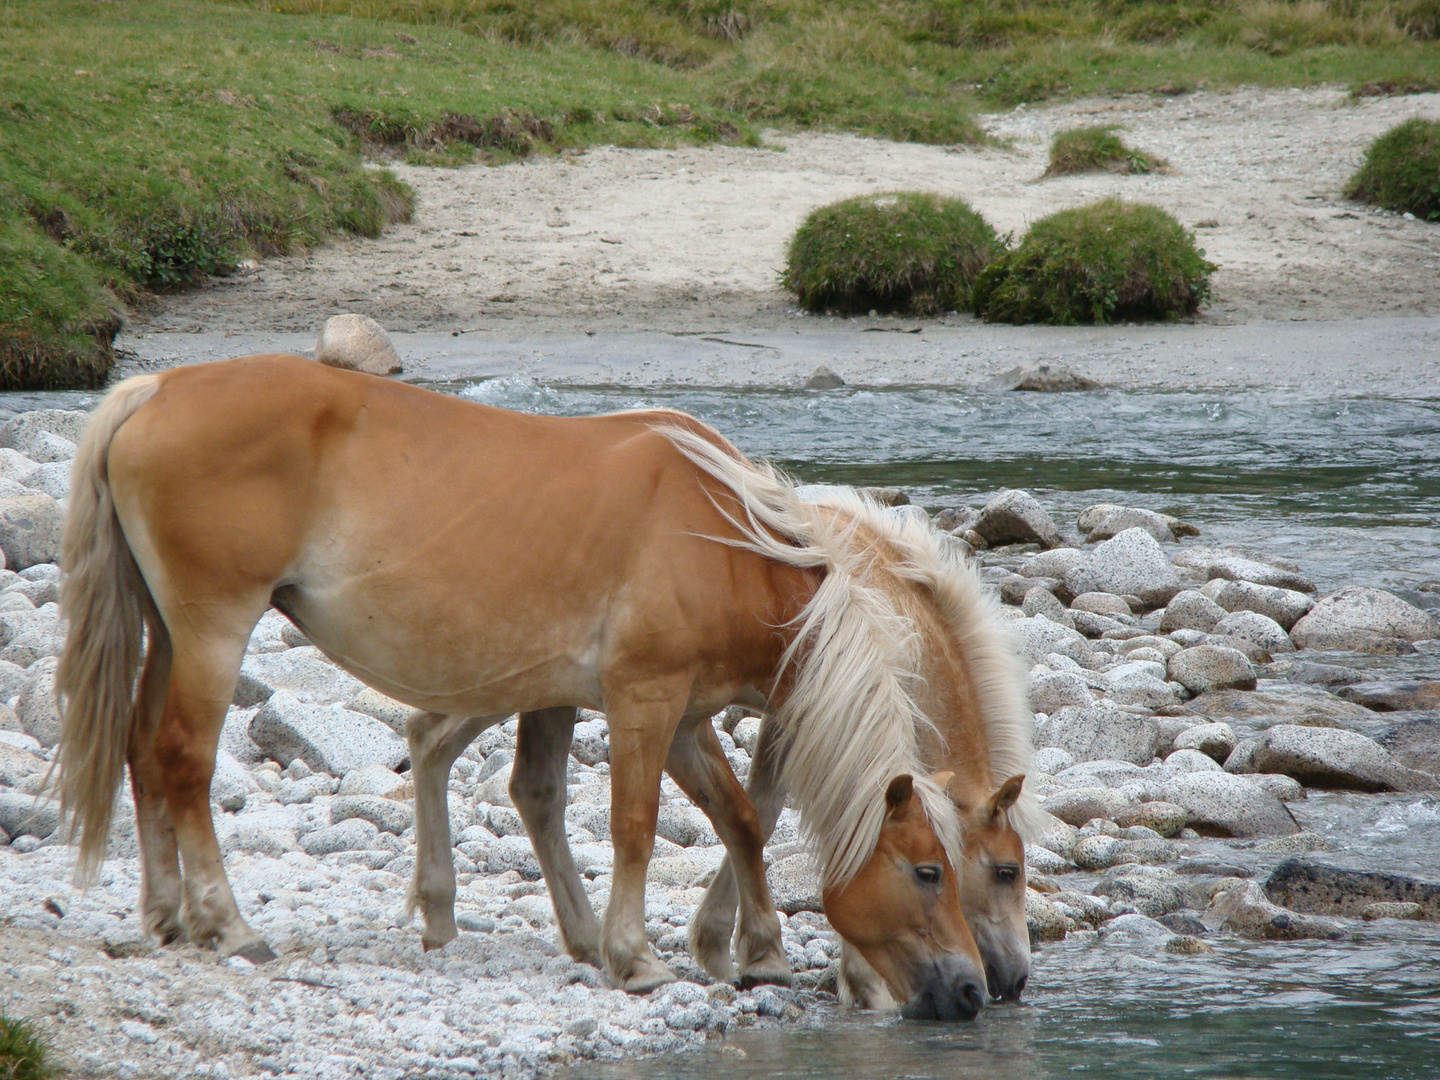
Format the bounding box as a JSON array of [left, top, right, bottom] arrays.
[[658, 425, 1042, 890]]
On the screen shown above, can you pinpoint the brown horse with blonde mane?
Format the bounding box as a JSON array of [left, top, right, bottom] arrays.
[[686, 488, 1042, 1006], [54, 354, 999, 1019]]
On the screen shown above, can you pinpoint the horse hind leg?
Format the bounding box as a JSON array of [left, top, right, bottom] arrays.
[[127, 626, 183, 944], [405, 710, 506, 952], [510, 708, 602, 968], [154, 621, 272, 961]]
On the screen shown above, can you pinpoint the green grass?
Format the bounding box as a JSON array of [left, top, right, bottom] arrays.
[[0, 1012, 60, 1080], [4, 0, 1440, 386], [1043, 125, 1169, 177], [973, 198, 1218, 324], [1345, 118, 1440, 219], [784, 192, 1005, 314]]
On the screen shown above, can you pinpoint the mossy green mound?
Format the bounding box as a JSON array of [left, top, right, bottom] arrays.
[[1344, 118, 1440, 220], [973, 198, 1216, 324], [1043, 125, 1168, 177], [784, 192, 1005, 315], [0, 1012, 60, 1080]]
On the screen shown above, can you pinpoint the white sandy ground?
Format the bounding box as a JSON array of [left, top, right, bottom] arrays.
[[137, 87, 1440, 344]]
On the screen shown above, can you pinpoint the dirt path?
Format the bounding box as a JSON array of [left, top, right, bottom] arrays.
[[138, 87, 1440, 340]]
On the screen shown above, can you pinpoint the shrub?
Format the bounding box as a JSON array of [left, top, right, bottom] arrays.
[[973, 198, 1216, 324], [0, 1012, 60, 1080], [1043, 125, 1168, 177], [784, 192, 1006, 315], [1344, 118, 1440, 220]]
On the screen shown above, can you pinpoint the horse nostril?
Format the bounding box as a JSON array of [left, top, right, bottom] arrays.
[[961, 980, 985, 1019], [985, 963, 1001, 1000], [1011, 974, 1028, 999]]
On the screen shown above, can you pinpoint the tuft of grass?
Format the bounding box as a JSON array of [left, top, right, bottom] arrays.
[[973, 197, 1217, 324], [1043, 125, 1168, 177], [784, 192, 1006, 315], [0, 1012, 61, 1080], [1344, 118, 1440, 220]]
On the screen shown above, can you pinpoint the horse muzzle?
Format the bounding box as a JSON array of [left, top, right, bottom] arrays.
[[899, 958, 987, 1022]]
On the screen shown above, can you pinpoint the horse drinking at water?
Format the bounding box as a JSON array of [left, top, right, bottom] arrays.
[[685, 488, 1042, 1006], [55, 354, 990, 1018]]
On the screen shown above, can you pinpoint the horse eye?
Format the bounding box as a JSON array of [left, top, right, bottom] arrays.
[[993, 865, 1020, 886], [915, 864, 943, 886]]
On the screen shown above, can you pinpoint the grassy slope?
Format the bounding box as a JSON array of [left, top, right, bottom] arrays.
[[3, 0, 1439, 387]]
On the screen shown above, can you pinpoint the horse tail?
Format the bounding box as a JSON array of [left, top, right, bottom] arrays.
[[54, 373, 162, 883]]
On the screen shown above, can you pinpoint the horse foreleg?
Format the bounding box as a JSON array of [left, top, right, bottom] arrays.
[[127, 629, 183, 944], [510, 708, 602, 967], [602, 686, 685, 993], [838, 940, 898, 1012], [156, 633, 271, 962], [668, 720, 789, 989], [692, 713, 788, 980], [406, 710, 504, 952]]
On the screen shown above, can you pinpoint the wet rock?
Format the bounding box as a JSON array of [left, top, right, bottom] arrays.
[[1361, 902, 1423, 920], [1165, 935, 1214, 955], [249, 691, 408, 775], [1028, 671, 1094, 713], [1290, 587, 1439, 651], [1211, 611, 1294, 655], [1168, 645, 1256, 694], [1093, 874, 1184, 917], [985, 360, 1102, 392], [1170, 548, 1315, 593], [1040, 786, 1135, 828], [1263, 659, 1366, 688], [1162, 772, 1299, 837], [1212, 581, 1314, 631], [1337, 680, 1440, 712], [1250, 724, 1435, 792], [803, 365, 845, 389], [1184, 687, 1373, 725], [316, 313, 403, 375], [1025, 890, 1069, 943], [1098, 912, 1173, 946], [1114, 801, 1188, 837], [1036, 706, 1162, 767], [1376, 717, 1440, 774], [974, 490, 1063, 549], [1264, 858, 1440, 920], [1077, 504, 1197, 544], [1063, 529, 1181, 609], [1159, 591, 1226, 633], [1211, 880, 1343, 940], [1171, 721, 1237, 762], [1071, 592, 1133, 617], [0, 494, 63, 571], [1254, 831, 1330, 854]]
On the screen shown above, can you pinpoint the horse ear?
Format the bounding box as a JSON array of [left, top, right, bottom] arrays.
[[885, 774, 915, 818], [988, 775, 1025, 823]]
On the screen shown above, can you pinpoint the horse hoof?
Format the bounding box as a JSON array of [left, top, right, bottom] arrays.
[[619, 964, 678, 995], [422, 939, 446, 953], [739, 967, 793, 991], [233, 942, 278, 965]]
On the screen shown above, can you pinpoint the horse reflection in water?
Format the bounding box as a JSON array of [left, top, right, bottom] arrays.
[[53, 355, 1035, 1021]]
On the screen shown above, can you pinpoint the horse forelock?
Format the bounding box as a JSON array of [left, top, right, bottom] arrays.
[[655, 424, 987, 887]]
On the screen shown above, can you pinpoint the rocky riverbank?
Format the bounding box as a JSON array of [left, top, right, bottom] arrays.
[[1, 406, 1438, 1079]]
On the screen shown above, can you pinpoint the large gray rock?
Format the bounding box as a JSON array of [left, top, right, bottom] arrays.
[[344, 688, 413, 734], [300, 817, 383, 857], [1063, 528, 1181, 608], [1036, 705, 1162, 766], [1184, 686, 1373, 725], [20, 462, 71, 501], [656, 803, 718, 848], [1040, 786, 1135, 827], [1249, 724, 1435, 793], [973, 489, 1062, 549], [0, 494, 63, 571], [1264, 857, 1440, 919], [0, 410, 89, 454], [768, 852, 823, 914], [1171, 548, 1315, 593], [1162, 772, 1299, 837], [1012, 616, 1090, 665], [1212, 581, 1314, 631], [1377, 717, 1440, 774], [0, 790, 60, 838], [1028, 671, 1094, 713], [1210, 880, 1342, 940], [15, 657, 60, 748], [1167, 645, 1256, 694], [315, 313, 403, 376], [210, 750, 258, 812], [248, 691, 408, 775], [1105, 670, 1176, 710], [1158, 590, 1226, 633], [1077, 504, 1197, 544], [331, 794, 414, 835], [1211, 610, 1294, 654], [983, 360, 1102, 392], [1338, 680, 1440, 712], [1171, 721, 1237, 762], [1290, 588, 1439, 651], [0, 741, 46, 788], [1020, 548, 1087, 580], [239, 647, 366, 705]]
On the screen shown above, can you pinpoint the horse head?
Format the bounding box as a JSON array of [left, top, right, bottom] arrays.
[[822, 774, 988, 1022], [947, 772, 1030, 1001]]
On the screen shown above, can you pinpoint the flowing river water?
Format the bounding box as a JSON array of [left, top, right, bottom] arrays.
[[6, 377, 1439, 1078]]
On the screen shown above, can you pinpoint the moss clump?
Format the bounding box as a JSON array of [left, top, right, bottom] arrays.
[[0, 1012, 61, 1080], [1043, 125, 1168, 177], [973, 198, 1216, 324], [1344, 118, 1440, 220], [784, 192, 1005, 315]]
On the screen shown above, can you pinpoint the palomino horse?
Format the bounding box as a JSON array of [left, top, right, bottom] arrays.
[[54, 355, 989, 1018], [687, 489, 1042, 1006]]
